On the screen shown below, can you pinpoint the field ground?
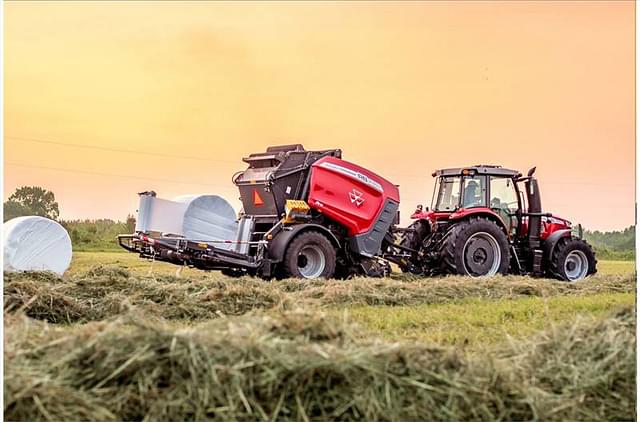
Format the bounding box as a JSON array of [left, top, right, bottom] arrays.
[[597, 259, 636, 274], [341, 293, 634, 347], [68, 250, 636, 277], [4, 251, 635, 420], [66, 251, 207, 277], [56, 251, 636, 350]]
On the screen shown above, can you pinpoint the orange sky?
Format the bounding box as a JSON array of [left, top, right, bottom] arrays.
[[4, 1, 635, 231]]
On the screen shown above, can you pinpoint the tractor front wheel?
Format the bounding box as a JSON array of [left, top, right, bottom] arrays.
[[283, 231, 336, 279], [549, 238, 597, 281], [439, 217, 510, 277]]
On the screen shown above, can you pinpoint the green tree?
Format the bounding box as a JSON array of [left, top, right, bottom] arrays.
[[3, 200, 27, 222], [3, 186, 60, 222], [583, 225, 635, 261]]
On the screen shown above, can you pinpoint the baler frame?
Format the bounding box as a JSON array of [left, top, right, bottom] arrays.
[[118, 233, 265, 273]]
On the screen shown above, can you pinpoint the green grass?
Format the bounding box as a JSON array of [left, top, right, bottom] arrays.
[[66, 251, 205, 277], [340, 293, 635, 348], [597, 259, 635, 275]]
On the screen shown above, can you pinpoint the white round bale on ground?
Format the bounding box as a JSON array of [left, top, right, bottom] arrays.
[[174, 195, 238, 249], [3, 216, 73, 276]]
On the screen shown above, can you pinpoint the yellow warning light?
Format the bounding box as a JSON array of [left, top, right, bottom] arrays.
[[197, 242, 208, 249]]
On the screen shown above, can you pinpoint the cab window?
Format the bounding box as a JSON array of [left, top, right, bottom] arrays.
[[462, 176, 487, 208], [434, 176, 461, 211], [489, 177, 518, 211]]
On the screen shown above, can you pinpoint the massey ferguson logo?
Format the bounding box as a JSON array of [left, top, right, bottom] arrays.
[[349, 189, 365, 207]]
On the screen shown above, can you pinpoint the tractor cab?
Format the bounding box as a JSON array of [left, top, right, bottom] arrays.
[[419, 165, 523, 235]]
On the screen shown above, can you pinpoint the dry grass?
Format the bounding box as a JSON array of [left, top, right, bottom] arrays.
[[4, 305, 635, 422], [4, 253, 635, 421], [4, 266, 635, 324]]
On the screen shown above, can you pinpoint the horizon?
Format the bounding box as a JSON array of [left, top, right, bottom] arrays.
[[4, 1, 635, 231]]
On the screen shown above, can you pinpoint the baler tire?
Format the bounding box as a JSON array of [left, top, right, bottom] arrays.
[[283, 231, 336, 279], [438, 217, 510, 277], [549, 237, 597, 281]]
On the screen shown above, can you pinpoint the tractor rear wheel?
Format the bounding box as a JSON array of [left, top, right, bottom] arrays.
[[549, 237, 597, 281], [439, 217, 510, 277], [283, 231, 336, 279]]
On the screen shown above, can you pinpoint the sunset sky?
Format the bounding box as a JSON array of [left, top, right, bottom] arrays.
[[4, 1, 635, 231]]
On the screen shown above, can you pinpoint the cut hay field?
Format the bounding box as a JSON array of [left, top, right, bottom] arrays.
[[4, 251, 636, 421]]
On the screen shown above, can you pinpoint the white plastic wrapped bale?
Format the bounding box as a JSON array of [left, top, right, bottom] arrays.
[[174, 195, 238, 249], [3, 216, 73, 276], [134, 194, 239, 251]]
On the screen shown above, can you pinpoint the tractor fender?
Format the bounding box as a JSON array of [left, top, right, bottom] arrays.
[[543, 229, 572, 262], [267, 224, 340, 263], [448, 208, 509, 234]]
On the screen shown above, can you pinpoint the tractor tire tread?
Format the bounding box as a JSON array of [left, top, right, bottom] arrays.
[[438, 216, 510, 276], [549, 237, 597, 281]]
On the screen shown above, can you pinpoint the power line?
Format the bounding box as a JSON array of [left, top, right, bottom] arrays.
[[5, 135, 239, 164], [6, 135, 632, 188], [6, 162, 231, 189]]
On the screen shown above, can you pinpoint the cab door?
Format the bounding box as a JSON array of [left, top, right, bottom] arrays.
[[489, 176, 519, 236]]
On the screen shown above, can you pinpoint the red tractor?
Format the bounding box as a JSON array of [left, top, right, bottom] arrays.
[[387, 165, 597, 280], [119, 145, 596, 281]]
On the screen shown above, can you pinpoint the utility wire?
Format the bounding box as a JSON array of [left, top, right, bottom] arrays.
[[5, 135, 238, 164], [5, 162, 231, 189], [7, 161, 430, 203], [6, 135, 632, 188]]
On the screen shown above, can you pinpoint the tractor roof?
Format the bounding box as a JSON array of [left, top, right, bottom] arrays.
[[433, 165, 522, 178]]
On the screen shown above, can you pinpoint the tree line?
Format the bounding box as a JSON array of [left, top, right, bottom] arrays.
[[583, 226, 635, 261]]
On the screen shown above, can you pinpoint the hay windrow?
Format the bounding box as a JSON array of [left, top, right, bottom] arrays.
[[3, 266, 636, 324], [4, 306, 635, 421], [495, 305, 636, 421]]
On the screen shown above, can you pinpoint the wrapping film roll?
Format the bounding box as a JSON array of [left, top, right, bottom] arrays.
[[3, 216, 73, 276], [135, 194, 238, 250]]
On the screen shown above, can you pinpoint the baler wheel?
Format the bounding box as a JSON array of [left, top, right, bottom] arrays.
[[549, 237, 597, 281], [283, 231, 336, 279], [438, 217, 510, 277]]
